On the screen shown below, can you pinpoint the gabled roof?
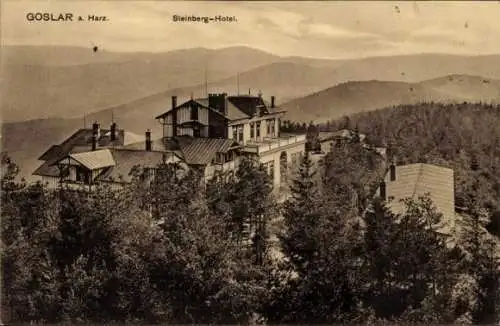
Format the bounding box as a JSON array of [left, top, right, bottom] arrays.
[[120, 138, 184, 158], [33, 127, 139, 177], [154, 95, 284, 122], [36, 145, 183, 182], [37, 128, 126, 161], [97, 149, 182, 183], [119, 135, 236, 166], [175, 136, 237, 165], [65, 149, 116, 170], [195, 97, 251, 121], [154, 99, 229, 120], [38, 145, 65, 161], [382, 163, 455, 231]]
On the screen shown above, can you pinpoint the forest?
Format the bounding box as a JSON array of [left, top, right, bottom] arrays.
[[1, 101, 500, 324]]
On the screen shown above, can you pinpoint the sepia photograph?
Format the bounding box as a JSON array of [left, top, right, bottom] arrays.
[[1, 0, 500, 324]]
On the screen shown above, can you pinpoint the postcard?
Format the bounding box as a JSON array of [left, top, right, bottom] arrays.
[[2, 1, 499, 325]]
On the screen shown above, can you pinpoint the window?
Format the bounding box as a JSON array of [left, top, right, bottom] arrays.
[[250, 123, 255, 138], [256, 122, 261, 137], [75, 166, 90, 184], [270, 119, 275, 136], [267, 120, 271, 135], [213, 153, 223, 164], [191, 104, 198, 120], [232, 126, 237, 140], [193, 124, 200, 137], [238, 126, 243, 142]]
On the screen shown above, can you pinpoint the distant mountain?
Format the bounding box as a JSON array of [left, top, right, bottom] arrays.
[[1, 45, 281, 122], [3, 44, 500, 180], [4, 45, 500, 123], [5, 73, 500, 182], [324, 54, 500, 84], [1, 118, 84, 182], [1, 45, 281, 68], [418, 74, 500, 102], [281, 75, 500, 123]]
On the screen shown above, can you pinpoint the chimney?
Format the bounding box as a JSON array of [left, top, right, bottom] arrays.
[[110, 122, 117, 141], [92, 121, 100, 139], [91, 133, 97, 151], [172, 96, 178, 137], [208, 93, 227, 115], [390, 163, 396, 181], [145, 129, 152, 151], [172, 95, 177, 109], [271, 96, 275, 108], [380, 181, 386, 200], [92, 121, 100, 150]]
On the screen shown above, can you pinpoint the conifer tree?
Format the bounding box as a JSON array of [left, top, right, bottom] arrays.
[[280, 150, 322, 276], [273, 150, 362, 323], [206, 157, 276, 265]]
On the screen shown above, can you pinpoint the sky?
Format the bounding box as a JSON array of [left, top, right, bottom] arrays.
[[2, 1, 500, 59]]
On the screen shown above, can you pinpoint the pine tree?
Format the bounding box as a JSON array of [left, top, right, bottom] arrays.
[[362, 195, 459, 322], [280, 150, 322, 276], [206, 157, 276, 265], [273, 150, 362, 323]]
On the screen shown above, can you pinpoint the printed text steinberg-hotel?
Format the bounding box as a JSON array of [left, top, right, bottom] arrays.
[[172, 15, 237, 23]]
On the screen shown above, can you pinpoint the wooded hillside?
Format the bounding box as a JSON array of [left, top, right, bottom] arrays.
[[2, 102, 499, 324]]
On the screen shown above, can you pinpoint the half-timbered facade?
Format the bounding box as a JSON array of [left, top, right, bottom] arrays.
[[155, 93, 306, 189], [34, 92, 307, 192]]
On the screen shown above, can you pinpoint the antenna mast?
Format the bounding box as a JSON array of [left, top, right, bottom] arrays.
[[237, 72, 240, 95], [204, 68, 208, 97]]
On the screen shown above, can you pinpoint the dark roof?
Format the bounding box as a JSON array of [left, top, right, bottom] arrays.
[[155, 95, 284, 122], [193, 98, 251, 121], [120, 136, 236, 166], [226, 95, 266, 117], [120, 138, 183, 158], [37, 128, 125, 160], [38, 145, 65, 161], [175, 136, 237, 165], [97, 149, 181, 183], [155, 99, 229, 120], [33, 128, 127, 177]]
